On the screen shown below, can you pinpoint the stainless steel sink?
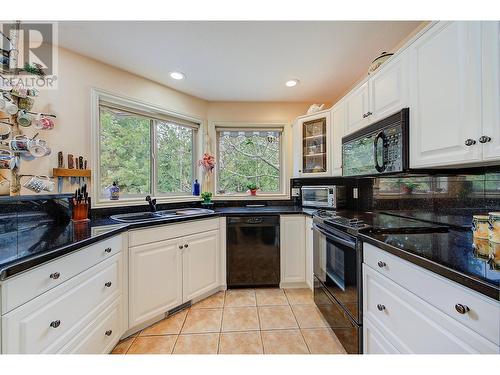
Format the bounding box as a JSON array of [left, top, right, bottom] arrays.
[[110, 208, 214, 223]]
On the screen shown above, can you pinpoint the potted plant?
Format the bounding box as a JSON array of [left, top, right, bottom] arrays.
[[401, 181, 418, 194], [200, 191, 213, 207], [247, 183, 259, 196]]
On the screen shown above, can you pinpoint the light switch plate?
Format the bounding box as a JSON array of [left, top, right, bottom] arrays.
[[291, 188, 300, 197], [353, 187, 358, 199]]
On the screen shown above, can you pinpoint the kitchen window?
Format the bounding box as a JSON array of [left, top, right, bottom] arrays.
[[93, 90, 200, 204], [215, 126, 284, 195]]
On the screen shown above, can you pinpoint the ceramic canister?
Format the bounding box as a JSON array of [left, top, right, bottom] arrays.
[[488, 212, 500, 243], [473, 237, 490, 258], [472, 215, 490, 239], [489, 241, 500, 269]]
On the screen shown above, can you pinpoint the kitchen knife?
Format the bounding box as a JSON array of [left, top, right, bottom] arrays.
[[74, 156, 80, 186], [57, 151, 64, 193], [68, 154, 74, 185], [79, 156, 84, 185]]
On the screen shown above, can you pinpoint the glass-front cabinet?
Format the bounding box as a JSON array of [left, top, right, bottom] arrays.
[[294, 110, 332, 177]]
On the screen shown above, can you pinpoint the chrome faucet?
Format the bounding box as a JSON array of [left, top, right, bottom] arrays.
[[145, 195, 157, 212]]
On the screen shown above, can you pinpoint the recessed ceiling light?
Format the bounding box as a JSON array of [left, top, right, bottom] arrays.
[[170, 71, 186, 80], [285, 79, 299, 87]]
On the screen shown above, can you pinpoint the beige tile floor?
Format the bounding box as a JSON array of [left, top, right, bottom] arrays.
[[112, 288, 346, 355]]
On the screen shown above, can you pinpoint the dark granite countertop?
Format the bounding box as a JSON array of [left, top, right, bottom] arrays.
[[360, 229, 500, 300], [0, 206, 312, 280]]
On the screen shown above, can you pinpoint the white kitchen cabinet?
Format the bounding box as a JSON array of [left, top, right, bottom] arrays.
[[182, 230, 219, 302], [129, 239, 183, 327], [330, 102, 344, 176], [369, 50, 409, 123], [304, 216, 314, 289], [363, 244, 500, 354], [344, 81, 370, 135], [481, 21, 500, 161], [280, 215, 306, 286], [409, 21, 483, 168], [363, 318, 400, 354], [293, 110, 332, 177]]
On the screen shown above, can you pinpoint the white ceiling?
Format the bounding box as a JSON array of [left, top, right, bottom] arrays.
[[57, 21, 422, 102]]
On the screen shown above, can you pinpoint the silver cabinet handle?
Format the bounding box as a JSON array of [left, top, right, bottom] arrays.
[[377, 261, 386, 268], [366, 111, 372, 117], [465, 139, 476, 146], [478, 135, 491, 143], [455, 304, 470, 314], [50, 320, 61, 328], [178, 245, 183, 249], [362, 113, 367, 118], [377, 304, 386, 311], [50, 272, 60, 280], [104, 281, 112, 288], [105, 330, 113, 336], [184, 244, 188, 248], [104, 247, 112, 253]]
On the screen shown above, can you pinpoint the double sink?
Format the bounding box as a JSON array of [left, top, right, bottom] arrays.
[[110, 208, 214, 223]]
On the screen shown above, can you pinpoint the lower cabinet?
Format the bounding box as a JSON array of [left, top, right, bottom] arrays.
[[363, 244, 500, 354], [129, 239, 183, 327], [182, 230, 219, 302], [280, 215, 306, 286], [304, 216, 314, 289], [128, 220, 221, 328]]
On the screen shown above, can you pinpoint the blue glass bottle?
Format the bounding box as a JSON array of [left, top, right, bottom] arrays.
[[192, 179, 200, 196]]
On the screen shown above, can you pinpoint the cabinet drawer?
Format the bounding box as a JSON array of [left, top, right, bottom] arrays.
[[59, 297, 122, 354], [2, 254, 121, 354], [1, 235, 122, 314], [363, 265, 498, 353], [129, 218, 219, 247], [364, 242, 500, 345]]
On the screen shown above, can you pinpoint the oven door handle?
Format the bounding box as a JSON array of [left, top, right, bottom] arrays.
[[314, 224, 356, 249]]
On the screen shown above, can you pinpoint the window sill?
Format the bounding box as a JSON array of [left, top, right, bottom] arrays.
[[93, 195, 200, 208], [213, 194, 290, 201]]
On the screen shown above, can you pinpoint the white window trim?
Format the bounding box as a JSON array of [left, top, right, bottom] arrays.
[[209, 121, 290, 200], [90, 88, 204, 208]]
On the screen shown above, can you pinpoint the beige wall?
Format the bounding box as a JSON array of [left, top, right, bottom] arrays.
[[1, 46, 324, 196]]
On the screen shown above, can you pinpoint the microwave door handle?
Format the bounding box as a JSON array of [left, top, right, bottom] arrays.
[[374, 131, 387, 173]]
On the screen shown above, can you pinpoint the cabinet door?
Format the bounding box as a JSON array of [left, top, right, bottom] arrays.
[[331, 103, 344, 176], [481, 21, 500, 161], [280, 215, 306, 285], [363, 318, 400, 354], [409, 21, 483, 168], [344, 81, 370, 135], [304, 217, 314, 289], [299, 113, 331, 176], [369, 50, 409, 122], [129, 239, 182, 327], [182, 230, 219, 302]]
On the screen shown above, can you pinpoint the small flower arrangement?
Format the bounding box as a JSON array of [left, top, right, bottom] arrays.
[[201, 191, 213, 204], [198, 153, 215, 174]]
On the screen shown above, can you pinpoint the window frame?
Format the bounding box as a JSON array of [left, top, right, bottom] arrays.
[[211, 122, 289, 199], [91, 88, 203, 207]]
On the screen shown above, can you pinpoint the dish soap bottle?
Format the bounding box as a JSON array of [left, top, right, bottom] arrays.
[[110, 181, 120, 200], [192, 179, 200, 196]]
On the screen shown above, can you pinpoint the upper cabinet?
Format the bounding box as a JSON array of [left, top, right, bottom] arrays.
[[369, 50, 409, 122], [293, 110, 332, 177], [344, 81, 370, 135], [331, 102, 345, 176], [409, 22, 483, 168], [481, 21, 500, 162], [344, 51, 409, 136]]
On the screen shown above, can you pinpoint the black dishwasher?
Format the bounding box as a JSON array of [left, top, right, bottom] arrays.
[[226, 216, 280, 288]]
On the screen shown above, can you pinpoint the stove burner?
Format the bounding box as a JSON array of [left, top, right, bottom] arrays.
[[315, 209, 338, 218]]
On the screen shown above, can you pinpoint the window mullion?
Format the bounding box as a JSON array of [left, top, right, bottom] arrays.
[[151, 119, 158, 196]]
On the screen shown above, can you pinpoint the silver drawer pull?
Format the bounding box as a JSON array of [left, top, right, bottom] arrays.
[[104, 247, 112, 253], [50, 320, 61, 328], [104, 281, 112, 288], [455, 304, 470, 314], [377, 304, 386, 311], [49, 272, 60, 280], [184, 244, 188, 248], [377, 261, 386, 268], [105, 330, 113, 336], [178, 245, 183, 249]]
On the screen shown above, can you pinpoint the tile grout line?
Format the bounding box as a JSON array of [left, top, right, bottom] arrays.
[[254, 290, 265, 354], [285, 289, 312, 354], [171, 307, 189, 354]]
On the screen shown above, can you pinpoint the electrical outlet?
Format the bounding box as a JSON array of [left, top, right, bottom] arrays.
[[353, 187, 358, 199], [291, 188, 300, 197]]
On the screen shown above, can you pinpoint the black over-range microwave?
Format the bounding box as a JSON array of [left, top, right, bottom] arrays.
[[342, 108, 409, 177]]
